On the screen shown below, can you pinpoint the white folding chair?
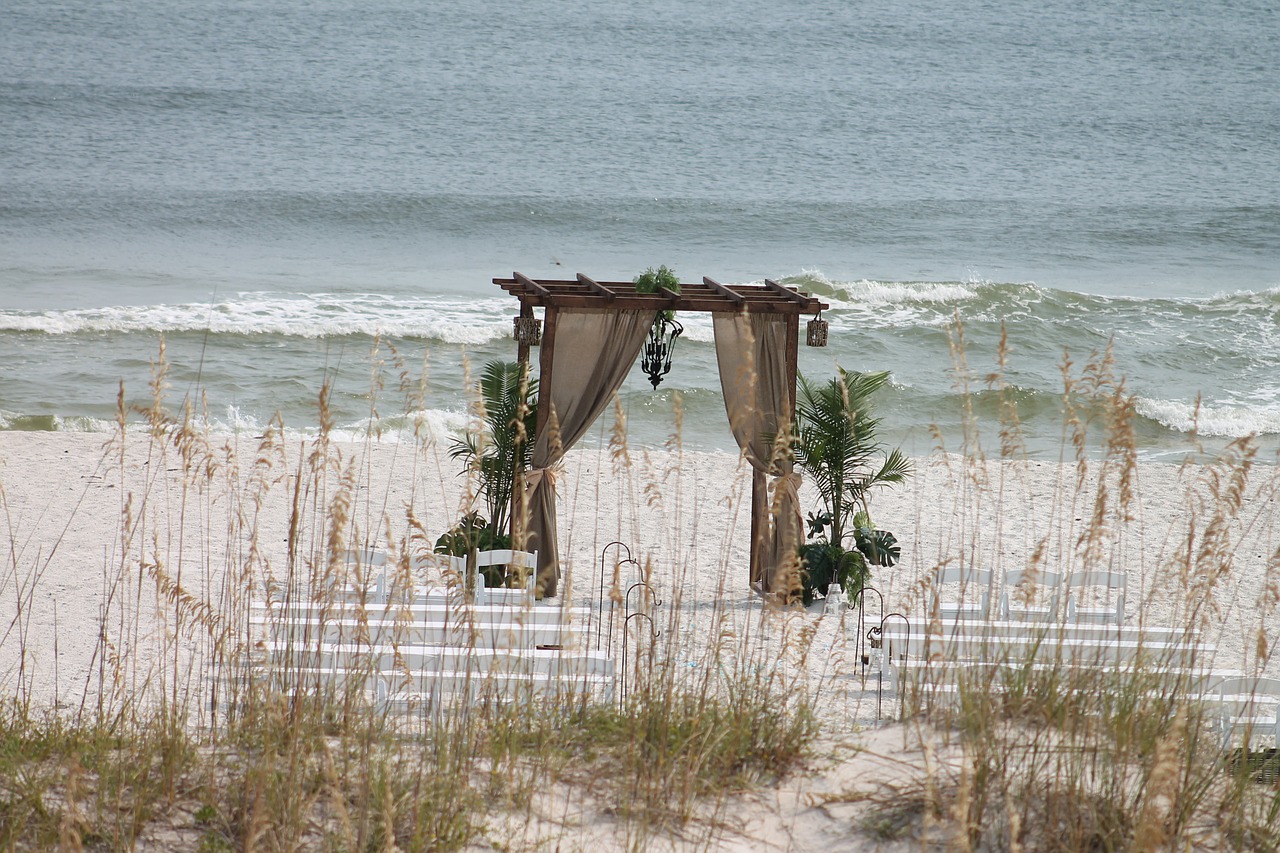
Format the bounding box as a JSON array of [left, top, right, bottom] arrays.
[[476, 549, 539, 593], [1001, 568, 1062, 622], [1208, 675, 1280, 749], [1065, 570, 1128, 627], [929, 565, 994, 621], [338, 548, 390, 602], [409, 552, 467, 580]]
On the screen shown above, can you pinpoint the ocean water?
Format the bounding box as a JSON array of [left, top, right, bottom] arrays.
[[2, 0, 1278, 459]]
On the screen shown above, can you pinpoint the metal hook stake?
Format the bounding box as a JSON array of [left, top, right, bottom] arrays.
[[596, 542, 632, 651], [607, 558, 640, 656], [620, 612, 658, 707], [625, 580, 663, 615]]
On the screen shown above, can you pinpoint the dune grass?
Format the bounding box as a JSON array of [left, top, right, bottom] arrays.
[[849, 327, 1280, 851], [0, 340, 821, 851], [0, 327, 1278, 850]]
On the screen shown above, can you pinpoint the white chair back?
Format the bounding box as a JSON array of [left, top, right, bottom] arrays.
[[1065, 569, 1127, 626], [1209, 675, 1280, 748], [477, 549, 539, 592], [1001, 568, 1063, 622], [1211, 675, 1280, 701], [410, 552, 467, 576], [929, 565, 994, 621], [338, 548, 390, 602]]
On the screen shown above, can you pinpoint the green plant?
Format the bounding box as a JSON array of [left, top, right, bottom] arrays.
[[634, 265, 680, 294], [794, 368, 909, 604], [635, 265, 680, 321], [799, 510, 900, 605], [449, 360, 537, 546], [433, 511, 510, 586]]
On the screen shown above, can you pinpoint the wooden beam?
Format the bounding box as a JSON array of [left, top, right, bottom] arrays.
[[494, 277, 828, 314], [494, 291, 813, 314], [514, 271, 553, 299], [515, 301, 533, 367], [576, 273, 616, 301], [703, 276, 745, 305], [765, 278, 809, 305]]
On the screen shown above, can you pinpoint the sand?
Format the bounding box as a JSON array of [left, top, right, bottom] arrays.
[[1, 429, 1277, 848], [3, 428, 1278, 700]]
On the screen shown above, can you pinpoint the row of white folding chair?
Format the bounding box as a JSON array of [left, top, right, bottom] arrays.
[[338, 548, 537, 604], [884, 617, 1204, 651], [251, 599, 587, 625], [250, 612, 585, 649], [375, 669, 615, 709], [260, 642, 613, 677], [930, 566, 1127, 625], [888, 657, 1226, 699], [252, 662, 614, 708]]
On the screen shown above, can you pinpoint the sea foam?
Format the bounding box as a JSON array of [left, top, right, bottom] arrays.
[[1135, 397, 1280, 438], [0, 293, 515, 345]]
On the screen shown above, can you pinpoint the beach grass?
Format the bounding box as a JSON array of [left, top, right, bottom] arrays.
[[0, 328, 1278, 850]]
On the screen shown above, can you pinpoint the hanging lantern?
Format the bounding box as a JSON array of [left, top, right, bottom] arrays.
[[512, 315, 542, 346], [641, 313, 683, 389], [806, 313, 829, 347]]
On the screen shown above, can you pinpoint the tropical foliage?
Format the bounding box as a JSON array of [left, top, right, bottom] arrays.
[[634, 265, 680, 321], [445, 360, 537, 554], [794, 368, 909, 604], [633, 265, 680, 295]]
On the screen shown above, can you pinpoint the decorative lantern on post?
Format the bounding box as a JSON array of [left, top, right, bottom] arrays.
[[512, 315, 542, 346], [806, 312, 828, 347]]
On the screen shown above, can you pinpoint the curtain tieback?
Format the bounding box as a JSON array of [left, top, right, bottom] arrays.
[[523, 466, 561, 493]]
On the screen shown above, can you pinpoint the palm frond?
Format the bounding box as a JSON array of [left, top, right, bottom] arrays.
[[794, 367, 906, 549]]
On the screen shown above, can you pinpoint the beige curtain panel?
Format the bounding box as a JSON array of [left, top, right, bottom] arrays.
[[713, 311, 803, 595], [525, 308, 653, 596]]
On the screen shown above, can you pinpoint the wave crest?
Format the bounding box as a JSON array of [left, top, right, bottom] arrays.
[[1134, 397, 1280, 437], [0, 293, 515, 345]]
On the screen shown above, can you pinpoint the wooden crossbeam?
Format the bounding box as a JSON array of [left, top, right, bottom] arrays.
[[764, 279, 809, 305], [513, 271, 552, 299], [493, 275, 827, 314], [576, 273, 616, 301], [703, 276, 745, 305]]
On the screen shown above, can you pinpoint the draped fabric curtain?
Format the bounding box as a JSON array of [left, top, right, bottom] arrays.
[[713, 312, 803, 595], [525, 308, 653, 596]]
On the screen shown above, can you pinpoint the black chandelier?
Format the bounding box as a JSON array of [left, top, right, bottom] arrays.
[[641, 312, 683, 390]]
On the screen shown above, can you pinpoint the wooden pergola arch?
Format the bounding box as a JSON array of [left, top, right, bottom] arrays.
[[494, 272, 828, 594]]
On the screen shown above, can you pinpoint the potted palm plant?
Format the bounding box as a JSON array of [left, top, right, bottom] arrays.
[[440, 360, 538, 585], [794, 368, 910, 605]]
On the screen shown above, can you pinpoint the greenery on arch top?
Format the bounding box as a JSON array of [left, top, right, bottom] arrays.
[[633, 265, 680, 296], [635, 265, 680, 322]]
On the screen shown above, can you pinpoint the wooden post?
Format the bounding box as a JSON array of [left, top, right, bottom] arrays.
[[750, 469, 767, 589], [511, 301, 534, 550], [786, 314, 799, 416], [530, 306, 559, 595], [534, 306, 558, 444]]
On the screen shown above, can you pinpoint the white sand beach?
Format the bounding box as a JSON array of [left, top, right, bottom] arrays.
[[1, 429, 1277, 849]]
